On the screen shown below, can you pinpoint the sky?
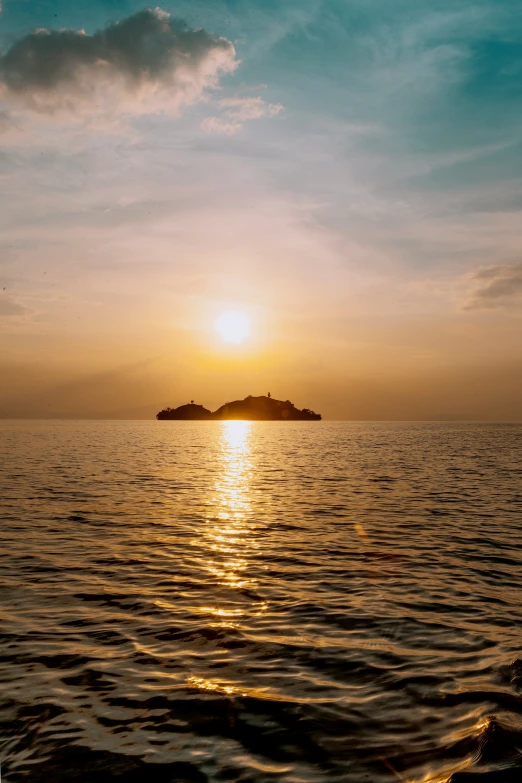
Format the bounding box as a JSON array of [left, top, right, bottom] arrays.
[[1, 0, 521, 420]]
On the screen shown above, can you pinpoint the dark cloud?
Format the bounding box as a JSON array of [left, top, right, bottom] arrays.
[[465, 261, 522, 309], [0, 8, 237, 118]]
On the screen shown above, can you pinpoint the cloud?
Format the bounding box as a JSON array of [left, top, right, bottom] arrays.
[[0, 295, 28, 316], [202, 96, 283, 134], [0, 109, 11, 131], [0, 8, 237, 122], [465, 261, 522, 309]]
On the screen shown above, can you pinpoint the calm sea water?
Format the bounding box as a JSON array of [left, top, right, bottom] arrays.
[[1, 421, 522, 783]]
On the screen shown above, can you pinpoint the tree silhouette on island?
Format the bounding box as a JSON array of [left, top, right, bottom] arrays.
[[156, 395, 321, 421]]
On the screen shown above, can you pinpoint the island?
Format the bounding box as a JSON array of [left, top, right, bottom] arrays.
[[156, 395, 321, 421]]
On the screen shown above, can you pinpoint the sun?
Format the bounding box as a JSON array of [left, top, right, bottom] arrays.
[[214, 311, 251, 345]]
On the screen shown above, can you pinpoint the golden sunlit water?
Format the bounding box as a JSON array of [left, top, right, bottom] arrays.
[[1, 420, 522, 783]]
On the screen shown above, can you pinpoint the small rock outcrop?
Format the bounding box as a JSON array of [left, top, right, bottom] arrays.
[[156, 403, 213, 420]]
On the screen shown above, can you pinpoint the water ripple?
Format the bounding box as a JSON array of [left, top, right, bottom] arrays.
[[1, 420, 521, 782]]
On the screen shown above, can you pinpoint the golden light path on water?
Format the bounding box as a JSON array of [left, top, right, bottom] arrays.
[[187, 421, 269, 699], [206, 421, 255, 592]]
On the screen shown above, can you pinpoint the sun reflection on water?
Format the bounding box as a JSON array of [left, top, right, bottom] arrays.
[[186, 422, 262, 694], [205, 420, 258, 594]]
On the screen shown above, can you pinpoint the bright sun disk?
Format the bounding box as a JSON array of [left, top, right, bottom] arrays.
[[214, 311, 251, 344]]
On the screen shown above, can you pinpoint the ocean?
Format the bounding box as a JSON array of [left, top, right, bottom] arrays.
[[1, 420, 521, 782]]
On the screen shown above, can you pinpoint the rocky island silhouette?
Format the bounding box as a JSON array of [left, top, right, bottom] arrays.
[[156, 395, 321, 421]]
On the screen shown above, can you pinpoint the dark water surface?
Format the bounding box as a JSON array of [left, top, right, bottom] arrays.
[[1, 421, 522, 782]]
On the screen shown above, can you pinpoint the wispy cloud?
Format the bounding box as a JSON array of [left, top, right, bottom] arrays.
[[0, 295, 28, 317], [202, 96, 283, 134], [0, 8, 237, 125], [465, 261, 522, 310]]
